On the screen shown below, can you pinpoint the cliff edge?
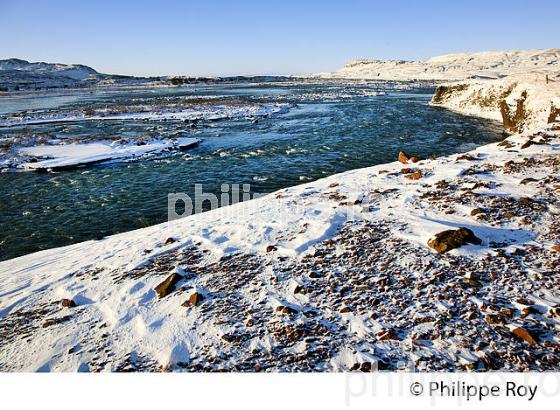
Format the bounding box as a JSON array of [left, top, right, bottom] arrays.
[[430, 72, 560, 133]]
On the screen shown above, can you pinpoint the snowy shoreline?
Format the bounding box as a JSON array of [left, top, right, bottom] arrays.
[[0, 77, 559, 372]]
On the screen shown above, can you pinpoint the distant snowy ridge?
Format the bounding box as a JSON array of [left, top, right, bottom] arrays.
[[0, 58, 100, 80], [319, 49, 560, 81], [0, 58, 156, 91]]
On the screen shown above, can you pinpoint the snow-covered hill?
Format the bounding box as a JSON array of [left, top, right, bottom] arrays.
[[0, 58, 161, 91], [319, 49, 560, 81], [0, 58, 108, 91], [0, 58, 100, 80]]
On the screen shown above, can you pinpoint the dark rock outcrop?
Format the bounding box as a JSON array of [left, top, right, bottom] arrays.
[[499, 90, 528, 133], [61, 299, 76, 308], [431, 84, 469, 104], [547, 103, 560, 124], [428, 227, 482, 254]]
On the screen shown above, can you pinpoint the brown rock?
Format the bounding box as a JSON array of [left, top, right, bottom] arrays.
[[266, 245, 278, 252], [377, 329, 399, 341], [517, 197, 535, 208], [398, 151, 421, 164], [510, 326, 537, 346], [501, 308, 515, 319], [470, 208, 484, 216], [551, 245, 560, 252], [360, 362, 372, 372], [398, 151, 411, 164], [498, 139, 515, 149], [427, 227, 482, 254], [405, 171, 422, 180], [246, 318, 254, 327], [61, 298, 76, 308], [520, 139, 545, 149], [520, 177, 539, 185], [485, 314, 505, 325], [340, 306, 352, 313], [164, 237, 178, 245], [154, 272, 182, 298], [182, 291, 204, 307], [461, 278, 483, 288], [521, 306, 539, 317], [276, 305, 298, 315], [517, 297, 534, 306]]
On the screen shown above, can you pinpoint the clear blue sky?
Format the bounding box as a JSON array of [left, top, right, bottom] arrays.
[[1, 0, 558, 76]]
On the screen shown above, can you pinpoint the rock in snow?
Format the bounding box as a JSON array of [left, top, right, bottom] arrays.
[[427, 228, 483, 254], [182, 292, 204, 307], [60, 299, 76, 308], [154, 272, 183, 298], [509, 325, 538, 346]]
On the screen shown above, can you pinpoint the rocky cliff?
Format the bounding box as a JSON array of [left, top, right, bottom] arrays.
[[430, 72, 560, 133]]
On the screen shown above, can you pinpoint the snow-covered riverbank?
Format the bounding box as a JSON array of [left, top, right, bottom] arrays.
[[1, 108, 558, 371], [430, 72, 560, 133]]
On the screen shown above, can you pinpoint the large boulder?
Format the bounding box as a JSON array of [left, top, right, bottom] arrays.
[[398, 151, 420, 164], [509, 325, 537, 346], [154, 272, 182, 298], [60, 298, 76, 308], [428, 227, 482, 254], [182, 292, 204, 307]]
